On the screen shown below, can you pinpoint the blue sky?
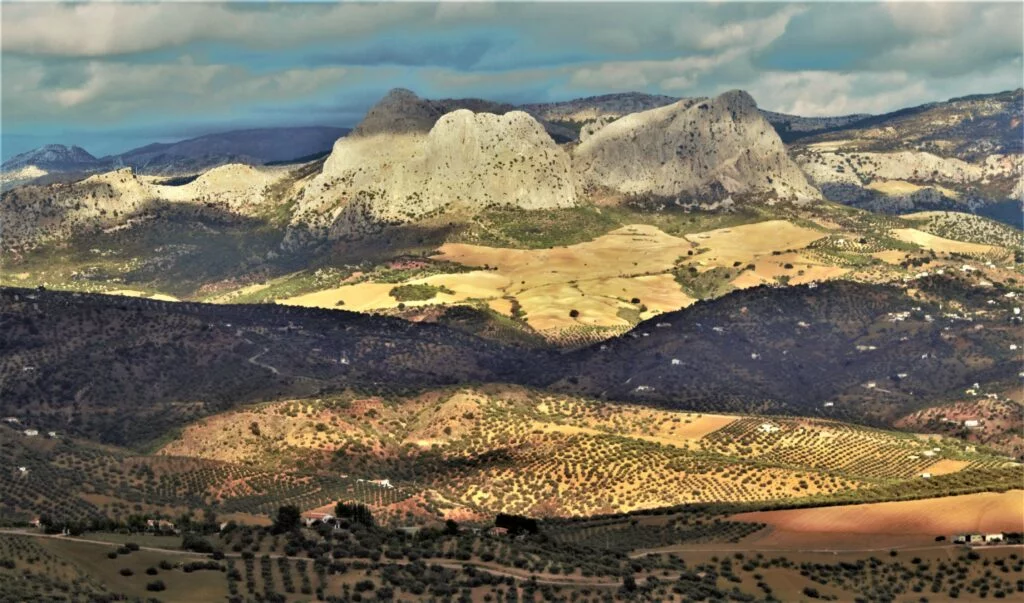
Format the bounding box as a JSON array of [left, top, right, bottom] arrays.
[[2, 2, 1022, 159]]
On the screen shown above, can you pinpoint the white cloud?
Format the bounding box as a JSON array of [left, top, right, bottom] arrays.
[[0, 3, 426, 56], [4, 57, 352, 121], [569, 49, 744, 93]]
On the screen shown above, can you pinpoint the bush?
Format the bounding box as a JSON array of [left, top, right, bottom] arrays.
[[569, 309, 580, 318], [182, 533, 215, 553], [146, 567, 159, 575], [119, 568, 134, 577], [146, 580, 166, 592], [107, 552, 118, 560], [388, 284, 452, 302]]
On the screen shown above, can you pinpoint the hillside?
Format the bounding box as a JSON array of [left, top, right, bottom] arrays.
[[558, 279, 1022, 425], [0, 287, 548, 445], [0, 164, 296, 252], [3, 273, 1020, 448], [573, 90, 818, 203], [156, 384, 1019, 519], [792, 89, 1024, 214]]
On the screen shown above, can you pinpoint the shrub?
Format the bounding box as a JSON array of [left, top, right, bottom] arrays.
[[146, 580, 166, 592], [119, 568, 134, 577], [388, 284, 452, 302]]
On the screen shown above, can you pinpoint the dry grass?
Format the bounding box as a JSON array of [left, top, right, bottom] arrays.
[[890, 228, 997, 256], [866, 179, 961, 199], [731, 490, 1024, 548]]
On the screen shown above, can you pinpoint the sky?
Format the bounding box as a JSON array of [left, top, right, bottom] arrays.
[[2, 1, 1022, 159]]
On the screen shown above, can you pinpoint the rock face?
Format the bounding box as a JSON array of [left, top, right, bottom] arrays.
[[290, 108, 576, 241], [573, 90, 818, 202]]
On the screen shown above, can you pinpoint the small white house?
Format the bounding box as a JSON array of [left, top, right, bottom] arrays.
[[23, 429, 38, 437], [986, 533, 1004, 543], [963, 420, 980, 428], [671, 358, 681, 366], [920, 472, 931, 479], [823, 402, 835, 408], [17, 466, 27, 474], [758, 423, 780, 433], [371, 479, 394, 489]]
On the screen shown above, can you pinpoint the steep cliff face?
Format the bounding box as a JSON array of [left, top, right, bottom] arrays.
[[572, 90, 818, 203], [289, 108, 577, 241]]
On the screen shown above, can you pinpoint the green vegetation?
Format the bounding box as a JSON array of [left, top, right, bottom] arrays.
[[388, 283, 453, 301]]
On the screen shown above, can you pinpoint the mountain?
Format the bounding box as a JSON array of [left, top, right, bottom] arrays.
[[287, 101, 577, 242], [573, 90, 818, 203], [1, 144, 101, 173], [353, 88, 576, 142], [522, 92, 681, 123], [104, 126, 349, 175], [791, 89, 1024, 216], [1, 126, 348, 183], [759, 110, 871, 142]]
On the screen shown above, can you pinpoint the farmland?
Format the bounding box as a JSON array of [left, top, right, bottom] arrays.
[[155, 385, 1021, 520]]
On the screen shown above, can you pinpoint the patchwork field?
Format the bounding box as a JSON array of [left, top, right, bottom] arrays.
[[271, 206, 1020, 342], [155, 385, 1020, 520]]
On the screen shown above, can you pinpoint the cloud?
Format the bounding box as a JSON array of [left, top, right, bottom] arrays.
[[1, 1, 1021, 157], [3, 56, 352, 122], [0, 3, 427, 57]]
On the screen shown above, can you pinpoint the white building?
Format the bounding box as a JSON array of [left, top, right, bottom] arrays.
[[964, 420, 980, 428]]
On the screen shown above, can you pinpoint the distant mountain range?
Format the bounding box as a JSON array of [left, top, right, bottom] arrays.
[[2, 87, 1021, 254], [1, 126, 349, 183]]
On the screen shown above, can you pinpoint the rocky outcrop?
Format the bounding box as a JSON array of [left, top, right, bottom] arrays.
[[290, 109, 576, 242], [796, 149, 1024, 213], [572, 90, 818, 202]]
